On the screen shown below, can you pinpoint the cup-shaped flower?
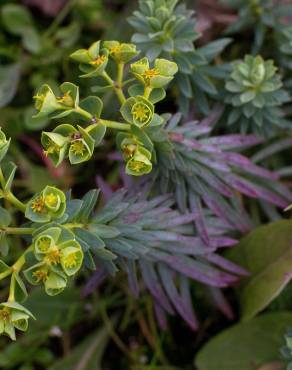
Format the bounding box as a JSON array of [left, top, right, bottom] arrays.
[[0, 302, 35, 340], [68, 126, 95, 164], [103, 40, 139, 63], [24, 262, 68, 296], [70, 41, 109, 78], [24, 262, 49, 285], [41, 131, 68, 167], [44, 268, 67, 296], [0, 128, 10, 162], [25, 186, 66, 223], [121, 96, 154, 128], [33, 83, 79, 119], [59, 240, 83, 276], [130, 57, 178, 88], [126, 146, 152, 176]]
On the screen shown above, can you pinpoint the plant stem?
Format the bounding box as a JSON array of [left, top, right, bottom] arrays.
[[1, 227, 34, 235], [144, 86, 152, 99], [102, 72, 126, 104], [0, 167, 26, 213], [12, 245, 33, 272], [0, 245, 33, 282], [64, 223, 84, 229], [8, 274, 15, 302], [5, 192, 26, 213], [117, 63, 124, 87], [75, 107, 93, 121], [0, 167, 5, 189], [100, 119, 130, 131]]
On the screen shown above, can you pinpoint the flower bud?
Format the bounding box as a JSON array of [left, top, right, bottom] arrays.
[[70, 41, 109, 78], [103, 40, 139, 63], [131, 57, 178, 88]]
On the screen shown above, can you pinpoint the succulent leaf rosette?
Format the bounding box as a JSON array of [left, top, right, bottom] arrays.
[[103, 40, 139, 63], [70, 40, 109, 78], [130, 57, 178, 88], [0, 302, 35, 340], [24, 226, 83, 295], [129, 0, 231, 114], [224, 55, 290, 135], [25, 186, 66, 223]]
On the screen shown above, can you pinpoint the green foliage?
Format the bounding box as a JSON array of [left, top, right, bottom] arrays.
[[221, 0, 292, 65], [195, 312, 292, 370], [224, 55, 290, 135], [227, 220, 292, 321]]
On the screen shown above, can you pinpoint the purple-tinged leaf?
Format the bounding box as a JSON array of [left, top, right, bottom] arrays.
[[96, 176, 113, 201], [154, 302, 168, 330], [189, 194, 211, 245], [200, 104, 224, 127], [218, 152, 279, 180], [201, 134, 263, 150], [206, 253, 250, 276], [139, 260, 174, 314], [208, 287, 234, 320], [127, 260, 139, 297], [151, 251, 238, 287], [252, 137, 292, 163], [158, 264, 198, 330], [180, 275, 199, 330], [81, 268, 107, 298]]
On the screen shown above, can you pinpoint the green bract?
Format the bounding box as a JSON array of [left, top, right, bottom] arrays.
[[33, 82, 79, 119], [103, 40, 139, 63], [0, 301, 35, 340], [25, 186, 66, 223], [130, 57, 178, 88], [0, 128, 10, 162], [121, 96, 154, 128], [126, 146, 152, 176], [24, 226, 83, 295], [70, 40, 109, 78], [224, 55, 290, 135], [41, 131, 68, 166], [120, 137, 138, 160], [67, 125, 95, 164]]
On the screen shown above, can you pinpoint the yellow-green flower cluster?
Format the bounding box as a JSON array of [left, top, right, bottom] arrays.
[[41, 124, 95, 166], [120, 137, 152, 176], [24, 226, 83, 296], [0, 302, 35, 340], [25, 186, 66, 223]]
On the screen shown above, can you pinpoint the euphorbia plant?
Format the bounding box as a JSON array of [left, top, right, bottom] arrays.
[[0, 33, 291, 342]]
